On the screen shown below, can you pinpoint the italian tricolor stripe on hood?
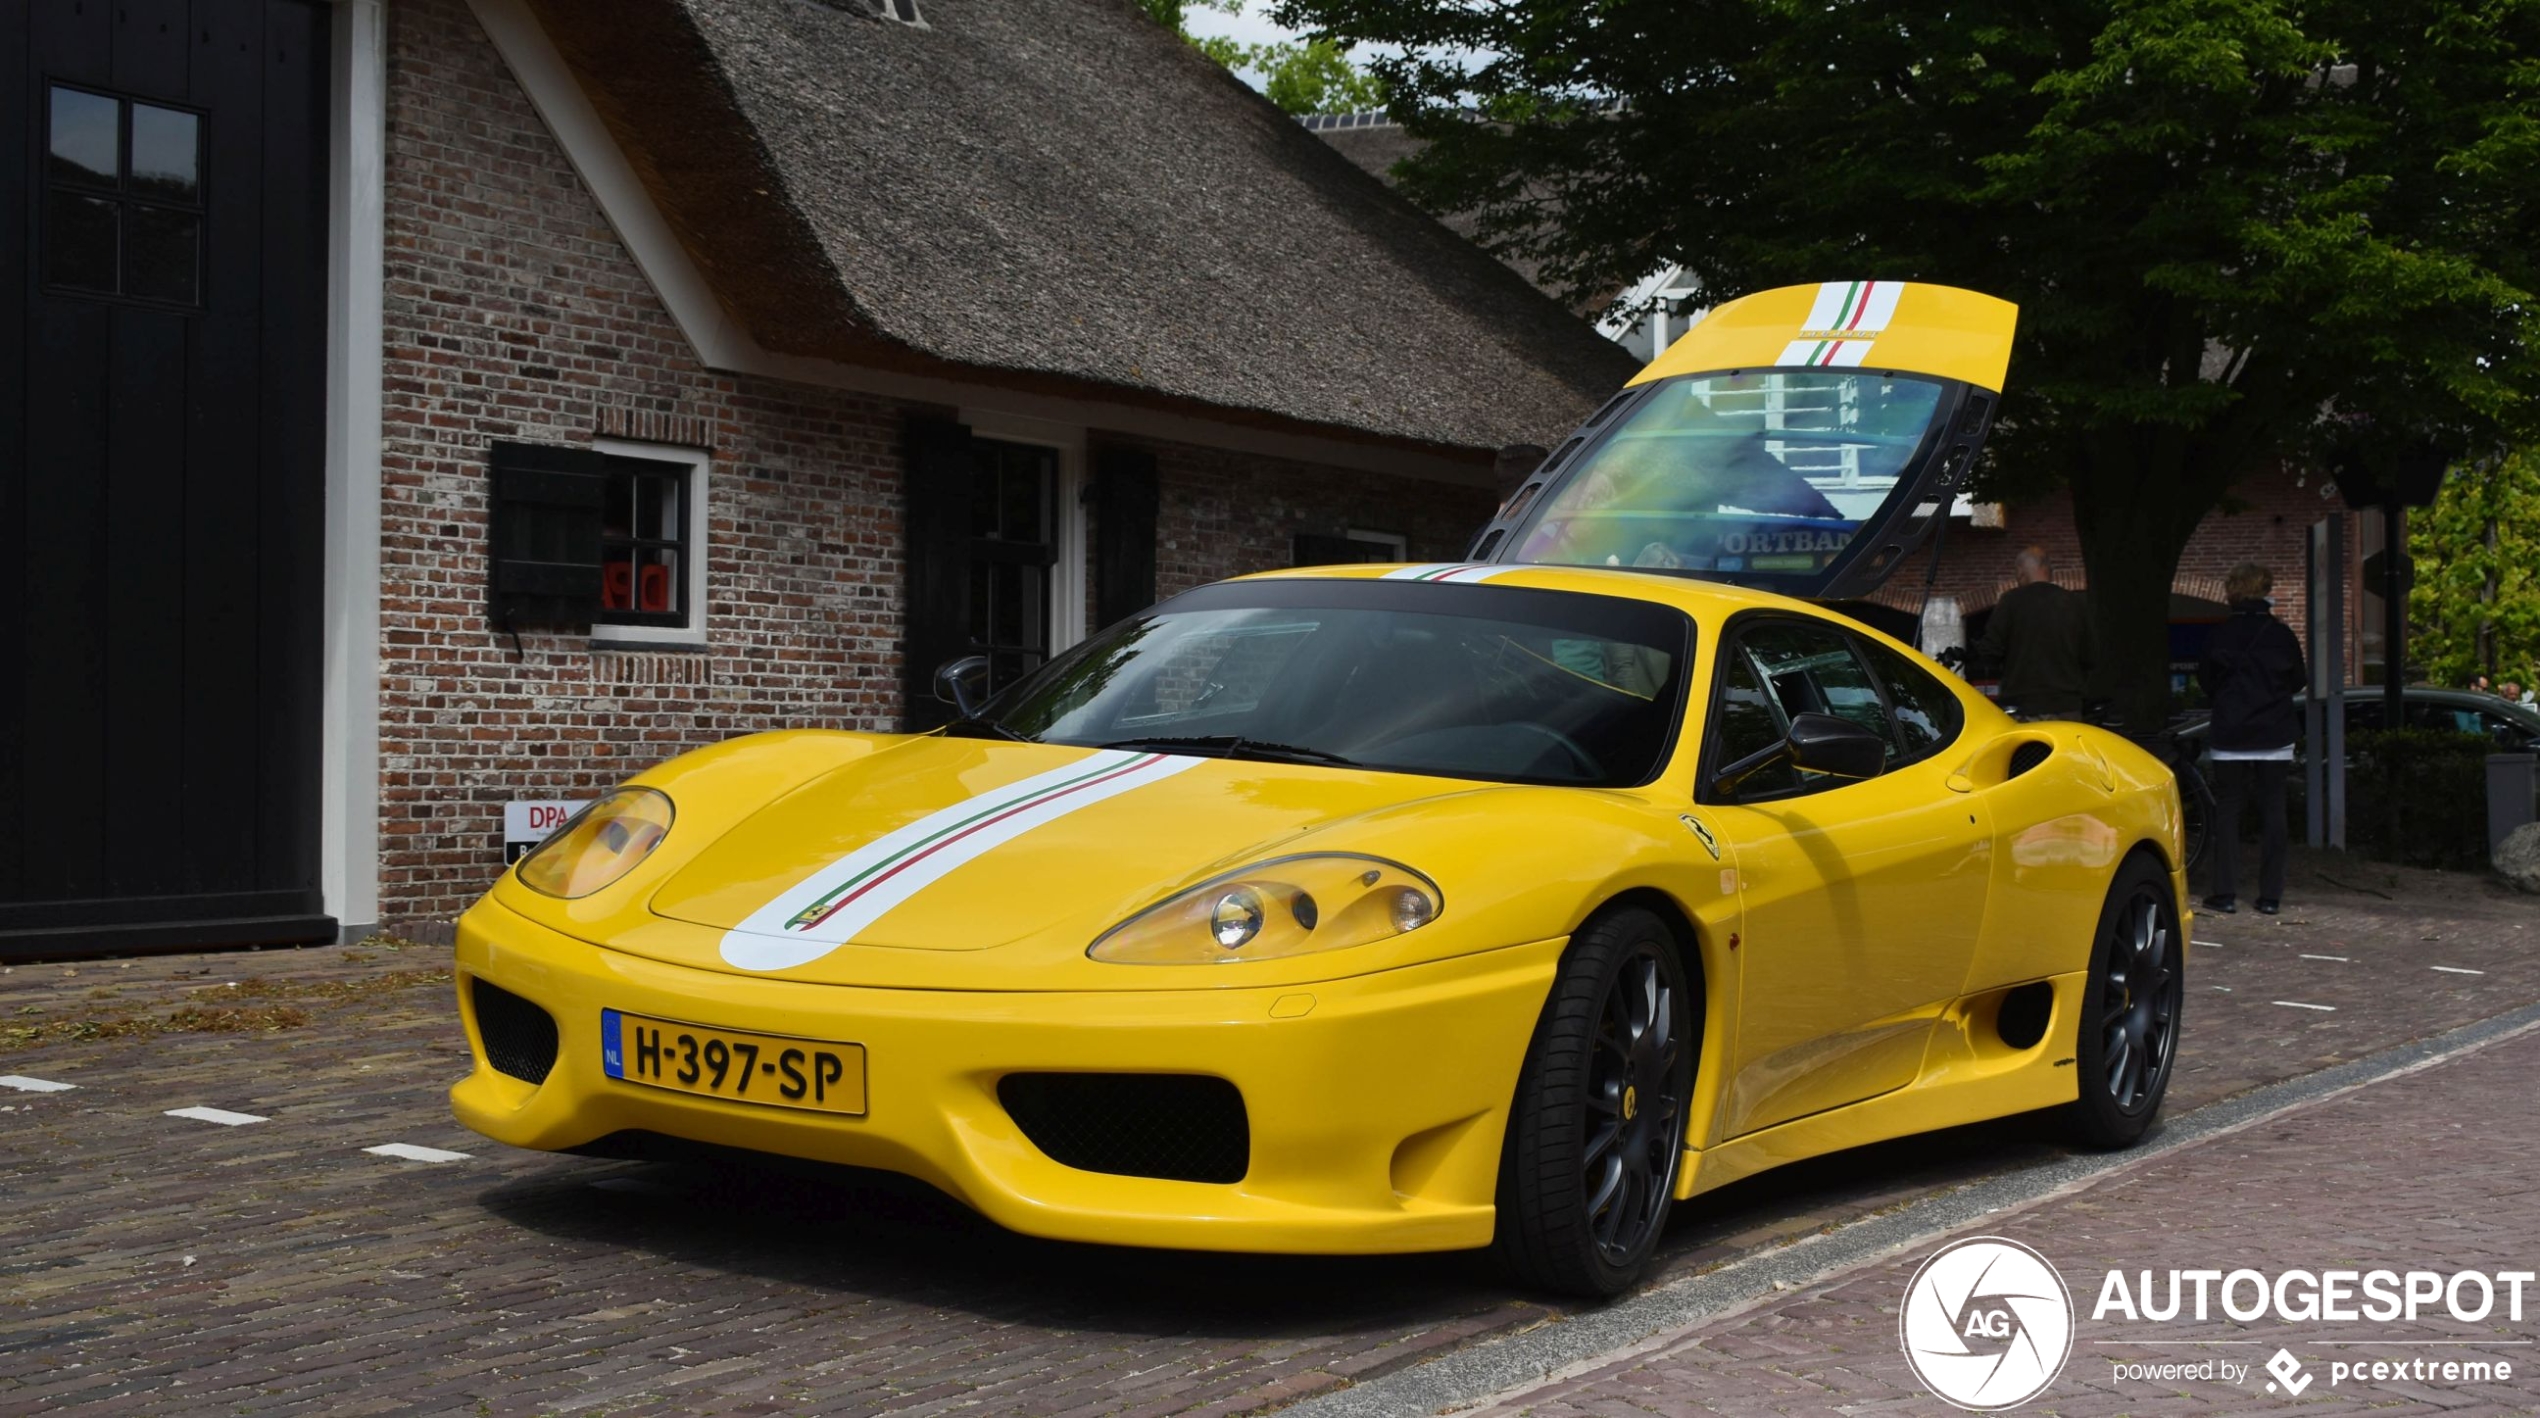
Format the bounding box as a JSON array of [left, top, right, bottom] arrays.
[[719, 748, 1204, 972], [1801, 280, 1904, 335]]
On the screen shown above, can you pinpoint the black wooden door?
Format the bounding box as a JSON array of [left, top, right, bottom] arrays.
[[1, 0, 334, 959]]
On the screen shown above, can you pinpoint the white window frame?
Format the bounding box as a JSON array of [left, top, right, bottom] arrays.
[[589, 436, 712, 649], [1345, 528, 1408, 559], [959, 410, 1089, 655]]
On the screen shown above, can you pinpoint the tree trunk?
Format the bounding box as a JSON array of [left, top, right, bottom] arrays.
[[2070, 443, 2200, 733]]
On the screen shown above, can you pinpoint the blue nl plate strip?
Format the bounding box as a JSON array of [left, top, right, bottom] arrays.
[[600, 1007, 624, 1079]]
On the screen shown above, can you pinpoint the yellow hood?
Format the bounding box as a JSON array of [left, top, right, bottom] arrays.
[[640, 737, 1484, 976]]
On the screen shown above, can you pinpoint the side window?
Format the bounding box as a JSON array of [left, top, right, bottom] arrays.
[[1706, 618, 1896, 800], [1862, 641, 1965, 762], [1742, 620, 1899, 752], [1713, 646, 1799, 797]]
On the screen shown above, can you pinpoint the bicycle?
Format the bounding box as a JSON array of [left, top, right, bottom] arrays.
[[2086, 706, 2215, 878]]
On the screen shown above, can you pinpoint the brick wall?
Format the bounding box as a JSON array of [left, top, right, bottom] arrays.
[[374, 0, 1500, 929], [1886, 462, 2346, 657], [1141, 437, 1495, 598]]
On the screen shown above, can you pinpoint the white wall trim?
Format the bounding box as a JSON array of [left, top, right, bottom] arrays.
[[462, 0, 1489, 489], [961, 410, 1089, 653], [321, 0, 386, 938], [589, 436, 713, 649]]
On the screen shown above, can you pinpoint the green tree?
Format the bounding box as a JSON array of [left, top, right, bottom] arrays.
[[1200, 35, 1389, 115], [1274, 0, 2539, 725], [1142, 0, 1387, 116], [2411, 450, 2540, 686]]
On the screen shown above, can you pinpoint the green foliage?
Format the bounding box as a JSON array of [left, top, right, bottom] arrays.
[[1272, 0, 2540, 726], [2339, 729, 2497, 868], [1157, 1, 1386, 116], [2410, 450, 2540, 687], [1231, 37, 1389, 115]]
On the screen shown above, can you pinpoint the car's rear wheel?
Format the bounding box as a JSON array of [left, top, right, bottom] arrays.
[[1493, 906, 1696, 1297], [2067, 855, 2184, 1148]]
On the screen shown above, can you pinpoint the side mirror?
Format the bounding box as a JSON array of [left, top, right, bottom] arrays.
[[933, 654, 991, 718], [1786, 712, 1887, 780], [1712, 711, 1887, 798]]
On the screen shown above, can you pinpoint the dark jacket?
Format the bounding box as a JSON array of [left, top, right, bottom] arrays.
[[1976, 580, 2095, 713], [2198, 600, 2306, 751]]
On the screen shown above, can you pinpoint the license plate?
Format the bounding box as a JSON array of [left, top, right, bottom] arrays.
[[600, 1008, 866, 1116]]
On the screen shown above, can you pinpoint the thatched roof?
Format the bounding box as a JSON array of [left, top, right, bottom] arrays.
[[524, 0, 1637, 453]]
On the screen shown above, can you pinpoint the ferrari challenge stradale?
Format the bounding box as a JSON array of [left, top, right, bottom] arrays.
[[452, 281, 2190, 1296]]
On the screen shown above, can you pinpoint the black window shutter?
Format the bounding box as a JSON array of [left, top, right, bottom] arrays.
[[1093, 446, 1160, 626], [903, 416, 977, 731], [488, 441, 611, 627]]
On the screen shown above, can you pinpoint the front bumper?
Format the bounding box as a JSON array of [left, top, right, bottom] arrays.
[[451, 897, 1562, 1254]]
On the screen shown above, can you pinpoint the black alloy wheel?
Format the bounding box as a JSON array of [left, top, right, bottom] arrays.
[[1494, 906, 1697, 1297], [2069, 855, 2185, 1148]]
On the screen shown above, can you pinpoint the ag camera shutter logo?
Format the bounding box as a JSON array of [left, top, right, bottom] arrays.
[[1900, 1237, 2075, 1410]]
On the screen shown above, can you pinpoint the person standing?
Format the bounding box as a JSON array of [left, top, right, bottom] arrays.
[[2197, 562, 2306, 915], [1975, 546, 2094, 719]]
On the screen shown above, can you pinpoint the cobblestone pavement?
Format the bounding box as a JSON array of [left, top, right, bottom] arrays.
[[2, 852, 2533, 1415], [1471, 1015, 2540, 1417]]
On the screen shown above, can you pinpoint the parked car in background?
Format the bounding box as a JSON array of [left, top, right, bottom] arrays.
[[2174, 686, 2540, 758]]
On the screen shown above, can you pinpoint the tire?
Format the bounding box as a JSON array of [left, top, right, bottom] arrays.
[[1492, 906, 1698, 1297], [2067, 855, 2185, 1149]]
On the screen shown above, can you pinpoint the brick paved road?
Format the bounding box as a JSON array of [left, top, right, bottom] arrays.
[[3, 852, 2534, 1415], [1471, 1017, 2540, 1416]]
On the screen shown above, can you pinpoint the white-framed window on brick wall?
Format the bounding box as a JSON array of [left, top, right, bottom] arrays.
[[591, 438, 710, 647]]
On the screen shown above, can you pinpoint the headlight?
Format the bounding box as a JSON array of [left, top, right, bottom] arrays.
[[516, 787, 674, 899], [1089, 854, 1444, 964]]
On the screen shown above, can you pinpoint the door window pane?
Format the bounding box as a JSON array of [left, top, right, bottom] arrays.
[[128, 105, 200, 201], [48, 87, 119, 185], [1712, 618, 1900, 799], [42, 87, 207, 309], [1861, 640, 1964, 760], [122, 207, 199, 304], [46, 195, 119, 293], [1714, 647, 1800, 797]]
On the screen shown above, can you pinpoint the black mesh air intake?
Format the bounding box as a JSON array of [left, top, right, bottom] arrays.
[[2008, 741, 2054, 778], [471, 977, 559, 1085], [998, 1073, 1249, 1184]]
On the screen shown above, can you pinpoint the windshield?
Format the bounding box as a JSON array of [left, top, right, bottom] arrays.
[[981, 580, 1693, 787], [1510, 371, 1947, 584]]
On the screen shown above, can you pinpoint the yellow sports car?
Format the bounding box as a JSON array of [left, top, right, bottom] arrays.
[[452, 283, 2188, 1296]]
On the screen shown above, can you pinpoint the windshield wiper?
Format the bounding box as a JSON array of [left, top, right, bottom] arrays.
[[1096, 735, 1360, 768], [942, 717, 1036, 743]]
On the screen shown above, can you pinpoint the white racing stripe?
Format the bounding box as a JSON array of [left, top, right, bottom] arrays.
[[1800, 279, 1906, 334], [720, 749, 1204, 972], [1377, 564, 1514, 583], [1775, 337, 1875, 369], [167, 1106, 267, 1126], [0, 1075, 75, 1093], [364, 1143, 472, 1163]]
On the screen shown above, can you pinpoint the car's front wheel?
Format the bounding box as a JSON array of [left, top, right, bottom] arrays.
[[2067, 855, 2185, 1148], [1493, 906, 1697, 1297]]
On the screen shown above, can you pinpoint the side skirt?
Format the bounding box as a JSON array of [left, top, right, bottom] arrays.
[[1674, 968, 2089, 1200]]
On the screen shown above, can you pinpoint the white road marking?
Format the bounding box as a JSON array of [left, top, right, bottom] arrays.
[[165, 1106, 267, 1126], [2210, 986, 2233, 993], [2193, 940, 2225, 949], [2300, 954, 2350, 962], [2431, 966, 2487, 976], [0, 1075, 76, 1093], [363, 1143, 472, 1163], [2272, 1001, 2337, 1012]]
